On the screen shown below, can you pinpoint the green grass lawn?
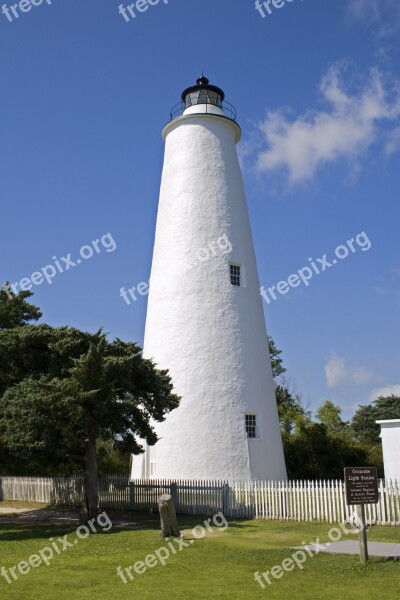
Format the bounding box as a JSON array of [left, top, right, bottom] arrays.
[[0, 510, 399, 600]]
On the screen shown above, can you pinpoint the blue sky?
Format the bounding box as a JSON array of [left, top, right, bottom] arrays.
[[1, 0, 399, 419]]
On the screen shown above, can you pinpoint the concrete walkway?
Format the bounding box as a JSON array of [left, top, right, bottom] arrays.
[[295, 540, 400, 558]]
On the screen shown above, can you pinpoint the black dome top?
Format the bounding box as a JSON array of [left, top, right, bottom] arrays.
[[196, 75, 210, 86], [181, 75, 225, 103]]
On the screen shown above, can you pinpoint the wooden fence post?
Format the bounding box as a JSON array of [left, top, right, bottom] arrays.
[[158, 493, 180, 538], [170, 481, 178, 508], [129, 481, 135, 510], [222, 483, 230, 516]]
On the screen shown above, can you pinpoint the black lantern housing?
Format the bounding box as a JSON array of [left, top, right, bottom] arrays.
[[181, 76, 225, 110]]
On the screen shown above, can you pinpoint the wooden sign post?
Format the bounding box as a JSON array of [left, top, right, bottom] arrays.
[[344, 467, 379, 565]]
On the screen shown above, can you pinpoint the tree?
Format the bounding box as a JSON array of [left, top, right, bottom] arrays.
[[284, 416, 368, 479], [0, 303, 180, 521], [0, 283, 42, 329], [266, 339, 400, 478], [316, 400, 347, 434], [352, 395, 400, 444], [268, 336, 307, 433], [268, 336, 286, 379], [0, 286, 43, 473], [275, 383, 306, 435]]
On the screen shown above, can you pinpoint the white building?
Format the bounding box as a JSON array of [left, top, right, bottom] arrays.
[[376, 419, 400, 483], [132, 76, 287, 481]]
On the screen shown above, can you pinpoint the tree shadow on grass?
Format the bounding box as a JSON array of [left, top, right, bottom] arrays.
[[0, 509, 255, 542], [0, 525, 77, 542]]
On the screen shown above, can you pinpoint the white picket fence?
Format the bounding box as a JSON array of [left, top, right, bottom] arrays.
[[0, 476, 399, 525]]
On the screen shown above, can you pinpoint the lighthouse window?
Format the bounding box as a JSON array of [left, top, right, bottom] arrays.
[[185, 90, 222, 108], [230, 264, 241, 287], [246, 414, 257, 439], [186, 91, 200, 107], [206, 91, 223, 107]]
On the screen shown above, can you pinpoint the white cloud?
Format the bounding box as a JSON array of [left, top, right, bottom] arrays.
[[254, 64, 400, 185], [347, 0, 400, 36], [385, 126, 400, 156], [369, 384, 400, 401], [325, 354, 348, 388], [325, 353, 376, 388], [347, 0, 379, 23]]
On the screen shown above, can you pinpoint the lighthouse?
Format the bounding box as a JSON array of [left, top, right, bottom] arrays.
[[133, 76, 287, 481]]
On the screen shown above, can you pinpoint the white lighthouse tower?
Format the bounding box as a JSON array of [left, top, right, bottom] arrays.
[[133, 76, 287, 481]]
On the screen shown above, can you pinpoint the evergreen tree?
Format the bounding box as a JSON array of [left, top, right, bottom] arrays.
[[0, 299, 180, 521]]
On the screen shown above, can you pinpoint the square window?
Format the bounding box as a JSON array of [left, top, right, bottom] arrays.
[[230, 264, 241, 287], [246, 414, 257, 438]]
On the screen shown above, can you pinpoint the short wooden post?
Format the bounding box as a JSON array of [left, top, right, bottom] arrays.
[[158, 493, 180, 538], [357, 504, 368, 565]]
